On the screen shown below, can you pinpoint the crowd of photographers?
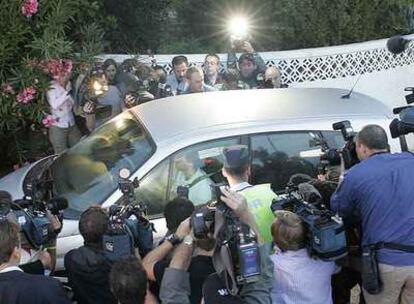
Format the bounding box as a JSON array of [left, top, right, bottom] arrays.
[[44, 41, 283, 154], [0, 121, 413, 304]]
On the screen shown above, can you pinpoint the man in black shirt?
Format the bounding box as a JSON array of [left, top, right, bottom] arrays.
[[64, 206, 116, 304]]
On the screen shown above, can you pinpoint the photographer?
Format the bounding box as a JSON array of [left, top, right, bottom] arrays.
[[0, 220, 70, 304], [82, 65, 123, 131], [270, 210, 339, 304], [159, 188, 273, 304], [165, 55, 189, 95], [227, 40, 267, 89], [64, 206, 117, 304], [330, 124, 414, 304], [143, 200, 214, 304], [221, 145, 277, 243]]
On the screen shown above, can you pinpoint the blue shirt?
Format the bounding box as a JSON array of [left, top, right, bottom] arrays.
[[330, 152, 414, 266]]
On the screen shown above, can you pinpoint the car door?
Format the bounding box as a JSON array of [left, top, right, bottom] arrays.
[[133, 136, 241, 220]]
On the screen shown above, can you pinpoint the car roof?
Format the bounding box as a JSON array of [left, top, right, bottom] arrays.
[[131, 88, 393, 144]]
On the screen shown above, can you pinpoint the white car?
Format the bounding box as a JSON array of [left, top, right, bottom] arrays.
[[0, 88, 400, 270]]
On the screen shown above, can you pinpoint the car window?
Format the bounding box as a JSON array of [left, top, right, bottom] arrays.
[[51, 111, 155, 219], [168, 137, 240, 206], [250, 131, 321, 192], [134, 159, 169, 217]]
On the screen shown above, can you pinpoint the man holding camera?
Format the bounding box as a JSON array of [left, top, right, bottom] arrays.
[[0, 220, 70, 304], [227, 40, 267, 89], [64, 206, 117, 304], [159, 187, 273, 304], [330, 124, 414, 304], [165, 55, 189, 95]]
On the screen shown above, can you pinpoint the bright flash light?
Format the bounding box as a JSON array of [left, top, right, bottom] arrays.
[[93, 80, 102, 92], [228, 16, 249, 38]]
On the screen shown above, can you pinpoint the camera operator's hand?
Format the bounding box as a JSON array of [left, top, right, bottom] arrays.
[[83, 100, 96, 115], [240, 41, 254, 53], [175, 217, 191, 240], [124, 93, 138, 108], [37, 250, 53, 271], [46, 210, 62, 234]]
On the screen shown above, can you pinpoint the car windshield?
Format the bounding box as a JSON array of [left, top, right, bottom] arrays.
[[50, 111, 155, 219]]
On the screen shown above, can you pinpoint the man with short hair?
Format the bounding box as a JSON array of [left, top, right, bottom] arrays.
[[203, 54, 224, 89], [64, 206, 116, 304], [330, 124, 414, 304], [163, 197, 195, 236], [110, 256, 154, 304], [227, 41, 267, 89], [0, 220, 70, 304], [165, 55, 189, 95], [184, 67, 216, 94], [221, 145, 277, 243]]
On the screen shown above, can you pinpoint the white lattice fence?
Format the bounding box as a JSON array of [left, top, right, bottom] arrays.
[[101, 39, 414, 85]]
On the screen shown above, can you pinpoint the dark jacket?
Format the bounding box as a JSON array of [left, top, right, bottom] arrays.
[[0, 270, 70, 304], [64, 244, 116, 304]]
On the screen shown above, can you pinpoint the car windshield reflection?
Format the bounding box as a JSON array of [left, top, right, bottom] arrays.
[[50, 111, 155, 219]]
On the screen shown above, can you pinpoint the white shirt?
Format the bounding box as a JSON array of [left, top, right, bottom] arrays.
[[176, 168, 213, 205], [46, 80, 75, 128], [271, 248, 338, 304], [0, 266, 23, 273], [165, 74, 188, 95]]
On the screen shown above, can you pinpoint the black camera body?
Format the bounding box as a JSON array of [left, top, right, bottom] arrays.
[[103, 169, 153, 261], [190, 183, 261, 286], [271, 183, 347, 261], [318, 120, 359, 170]]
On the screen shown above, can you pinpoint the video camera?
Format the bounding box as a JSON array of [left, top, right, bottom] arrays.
[[317, 120, 359, 170], [0, 159, 67, 249], [103, 168, 153, 261], [271, 182, 347, 261], [190, 184, 261, 290], [157, 83, 173, 98], [389, 87, 414, 151]]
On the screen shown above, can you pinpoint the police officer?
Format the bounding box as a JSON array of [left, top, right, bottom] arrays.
[[330, 124, 414, 304], [222, 145, 277, 243]]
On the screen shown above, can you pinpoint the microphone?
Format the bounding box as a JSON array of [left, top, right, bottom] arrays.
[[386, 35, 414, 54]]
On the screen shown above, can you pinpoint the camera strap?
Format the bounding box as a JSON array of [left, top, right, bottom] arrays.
[[212, 210, 239, 296], [368, 242, 414, 253]]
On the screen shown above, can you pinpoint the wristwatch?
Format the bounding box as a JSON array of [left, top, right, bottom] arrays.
[[165, 233, 182, 246], [183, 235, 194, 246]]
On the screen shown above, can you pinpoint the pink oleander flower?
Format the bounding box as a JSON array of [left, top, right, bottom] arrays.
[[39, 58, 73, 79], [2, 83, 15, 95], [21, 0, 38, 18], [42, 115, 57, 127], [16, 86, 37, 104]]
